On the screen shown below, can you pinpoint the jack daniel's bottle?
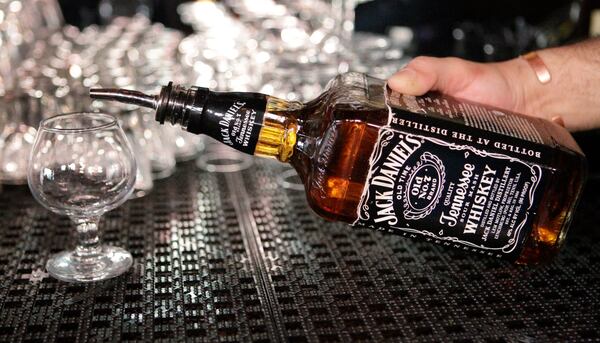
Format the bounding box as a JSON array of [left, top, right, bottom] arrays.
[[90, 72, 586, 264]]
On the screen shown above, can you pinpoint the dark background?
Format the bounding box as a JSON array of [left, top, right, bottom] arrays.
[[58, 0, 193, 33]]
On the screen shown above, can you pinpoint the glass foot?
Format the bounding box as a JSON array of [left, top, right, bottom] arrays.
[[196, 151, 253, 173], [46, 246, 132, 282], [277, 168, 304, 191]]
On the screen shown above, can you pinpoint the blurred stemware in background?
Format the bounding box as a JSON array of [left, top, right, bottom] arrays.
[[0, 92, 44, 184], [2, 0, 413, 192], [178, 0, 409, 103], [176, 0, 409, 175], [101, 103, 154, 198], [0, 0, 63, 93], [1, 10, 206, 194]]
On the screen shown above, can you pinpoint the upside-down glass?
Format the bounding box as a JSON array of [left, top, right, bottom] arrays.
[[27, 112, 136, 282]]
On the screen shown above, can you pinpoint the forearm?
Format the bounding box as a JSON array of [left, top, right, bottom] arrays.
[[503, 38, 600, 131]]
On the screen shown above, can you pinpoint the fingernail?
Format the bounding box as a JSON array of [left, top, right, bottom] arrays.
[[551, 116, 565, 127], [389, 68, 419, 93], [394, 67, 418, 80]]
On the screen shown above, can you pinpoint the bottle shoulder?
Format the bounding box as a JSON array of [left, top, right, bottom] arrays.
[[326, 72, 387, 109]]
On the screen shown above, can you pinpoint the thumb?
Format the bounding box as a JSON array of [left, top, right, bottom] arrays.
[[388, 56, 480, 96]]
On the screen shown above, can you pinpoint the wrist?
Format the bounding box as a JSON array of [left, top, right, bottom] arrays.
[[497, 40, 600, 131], [529, 46, 598, 131], [498, 49, 566, 125], [496, 56, 543, 118]]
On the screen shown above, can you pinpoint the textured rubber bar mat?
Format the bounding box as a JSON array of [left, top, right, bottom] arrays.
[[0, 158, 598, 342]]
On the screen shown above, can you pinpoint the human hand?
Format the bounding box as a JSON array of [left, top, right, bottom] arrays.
[[387, 55, 581, 129], [388, 56, 528, 115]]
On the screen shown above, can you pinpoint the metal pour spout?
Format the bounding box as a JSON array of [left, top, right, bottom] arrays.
[[90, 82, 209, 127], [89, 88, 158, 109]]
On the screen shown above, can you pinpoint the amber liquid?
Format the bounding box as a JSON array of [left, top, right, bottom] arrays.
[[304, 120, 378, 223], [290, 103, 389, 224], [516, 147, 586, 264]]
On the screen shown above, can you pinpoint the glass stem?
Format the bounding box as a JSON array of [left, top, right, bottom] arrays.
[[74, 217, 102, 260]]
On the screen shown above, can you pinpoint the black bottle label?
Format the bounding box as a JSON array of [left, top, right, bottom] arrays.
[[353, 128, 544, 260], [187, 92, 266, 155], [352, 85, 550, 261]]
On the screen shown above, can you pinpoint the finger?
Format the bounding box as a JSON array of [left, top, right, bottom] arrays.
[[388, 56, 481, 96]]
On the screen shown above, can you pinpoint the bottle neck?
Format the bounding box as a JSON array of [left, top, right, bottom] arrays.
[[89, 83, 303, 162], [158, 84, 301, 162], [254, 98, 301, 162]]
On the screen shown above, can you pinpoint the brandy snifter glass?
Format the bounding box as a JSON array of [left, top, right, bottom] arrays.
[[28, 112, 136, 282]]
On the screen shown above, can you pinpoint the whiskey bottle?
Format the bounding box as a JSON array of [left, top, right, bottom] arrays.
[[90, 72, 587, 264]]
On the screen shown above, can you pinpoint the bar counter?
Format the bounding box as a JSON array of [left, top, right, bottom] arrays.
[[0, 153, 598, 342]]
